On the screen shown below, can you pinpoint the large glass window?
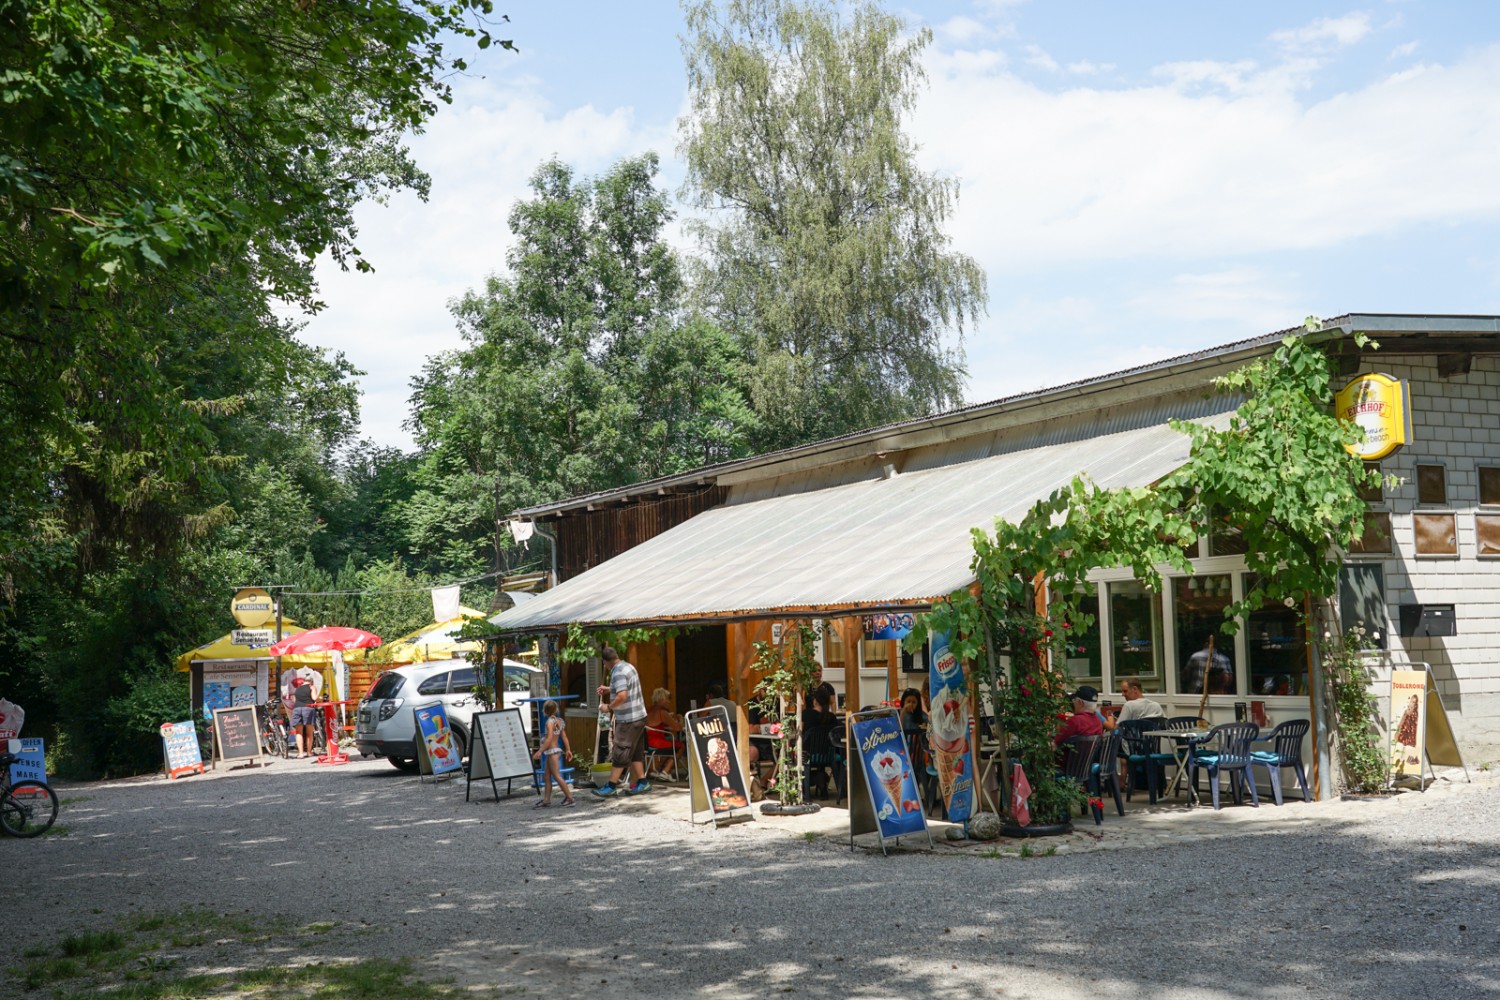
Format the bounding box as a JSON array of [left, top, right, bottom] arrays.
[[824, 624, 846, 673], [1244, 576, 1307, 696], [1175, 575, 1235, 695], [1060, 589, 1101, 687], [1109, 581, 1163, 693]]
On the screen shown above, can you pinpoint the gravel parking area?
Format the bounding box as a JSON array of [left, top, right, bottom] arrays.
[[3, 752, 1498, 998]]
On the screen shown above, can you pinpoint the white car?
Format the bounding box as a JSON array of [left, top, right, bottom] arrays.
[[355, 658, 543, 771]]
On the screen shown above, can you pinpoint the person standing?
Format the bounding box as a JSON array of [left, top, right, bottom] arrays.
[[288, 676, 319, 758], [532, 700, 576, 807], [593, 646, 650, 797]]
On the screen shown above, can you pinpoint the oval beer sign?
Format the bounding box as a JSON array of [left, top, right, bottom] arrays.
[[1334, 373, 1409, 461], [231, 587, 276, 628]]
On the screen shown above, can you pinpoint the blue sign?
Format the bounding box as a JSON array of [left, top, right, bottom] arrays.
[[415, 704, 463, 776], [160, 721, 204, 779], [927, 630, 975, 823], [850, 714, 926, 838], [8, 737, 45, 785], [864, 613, 915, 640]]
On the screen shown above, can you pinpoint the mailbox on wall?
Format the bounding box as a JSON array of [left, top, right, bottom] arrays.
[[1398, 604, 1457, 638]]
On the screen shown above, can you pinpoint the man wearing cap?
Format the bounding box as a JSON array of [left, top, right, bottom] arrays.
[[1054, 684, 1105, 746]]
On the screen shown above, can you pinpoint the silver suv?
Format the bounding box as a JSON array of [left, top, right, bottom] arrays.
[[355, 659, 542, 771]]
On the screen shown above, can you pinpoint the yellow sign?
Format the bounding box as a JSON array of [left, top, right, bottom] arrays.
[[1389, 668, 1466, 784], [230, 587, 275, 628], [1335, 373, 1409, 460]]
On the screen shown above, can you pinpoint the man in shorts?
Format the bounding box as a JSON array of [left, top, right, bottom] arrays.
[[593, 646, 650, 797]]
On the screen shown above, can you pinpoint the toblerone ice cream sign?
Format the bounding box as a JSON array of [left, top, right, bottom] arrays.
[[1335, 373, 1410, 461]]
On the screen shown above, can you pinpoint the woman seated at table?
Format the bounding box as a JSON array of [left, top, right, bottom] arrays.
[[644, 688, 685, 778]]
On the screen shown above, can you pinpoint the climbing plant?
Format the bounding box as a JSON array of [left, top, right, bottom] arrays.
[[750, 622, 823, 807]]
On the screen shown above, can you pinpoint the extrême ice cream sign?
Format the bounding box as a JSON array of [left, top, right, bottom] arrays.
[[1334, 373, 1410, 460]]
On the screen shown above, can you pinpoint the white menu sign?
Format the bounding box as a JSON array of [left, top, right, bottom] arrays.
[[466, 708, 534, 801]]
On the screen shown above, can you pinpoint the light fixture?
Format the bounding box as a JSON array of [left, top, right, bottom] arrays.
[[1188, 577, 1200, 592]]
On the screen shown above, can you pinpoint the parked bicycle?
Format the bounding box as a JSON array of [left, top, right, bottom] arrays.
[[261, 698, 291, 758], [0, 751, 59, 837]]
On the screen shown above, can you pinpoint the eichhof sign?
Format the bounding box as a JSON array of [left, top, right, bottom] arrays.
[[1334, 373, 1410, 460]]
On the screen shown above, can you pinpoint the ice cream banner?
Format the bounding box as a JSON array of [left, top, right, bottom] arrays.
[[414, 703, 463, 778], [927, 631, 975, 823], [1389, 669, 1427, 780], [850, 713, 927, 839], [159, 721, 205, 779], [685, 705, 751, 820]]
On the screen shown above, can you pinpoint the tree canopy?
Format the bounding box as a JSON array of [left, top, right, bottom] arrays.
[[679, 0, 987, 450]]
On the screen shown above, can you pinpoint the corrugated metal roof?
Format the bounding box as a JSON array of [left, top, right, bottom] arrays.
[[490, 417, 1215, 633]]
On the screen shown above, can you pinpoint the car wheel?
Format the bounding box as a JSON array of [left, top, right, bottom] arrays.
[[450, 727, 468, 761], [388, 755, 419, 772]]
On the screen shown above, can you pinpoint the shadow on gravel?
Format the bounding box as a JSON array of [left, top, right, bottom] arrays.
[[17, 765, 1499, 999]]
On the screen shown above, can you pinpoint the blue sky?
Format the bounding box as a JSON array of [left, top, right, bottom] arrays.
[[300, 2, 1500, 449]]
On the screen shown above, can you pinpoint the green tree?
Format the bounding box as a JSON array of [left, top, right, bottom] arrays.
[[679, 0, 986, 450], [406, 155, 756, 574]]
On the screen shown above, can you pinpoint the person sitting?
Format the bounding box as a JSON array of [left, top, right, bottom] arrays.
[[898, 687, 930, 773], [644, 688, 685, 778], [1054, 685, 1104, 747], [1103, 677, 1165, 730], [705, 682, 739, 734]]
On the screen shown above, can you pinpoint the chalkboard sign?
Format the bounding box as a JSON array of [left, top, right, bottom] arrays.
[[212, 706, 264, 766], [685, 706, 753, 826], [160, 722, 204, 779], [466, 708, 533, 801]]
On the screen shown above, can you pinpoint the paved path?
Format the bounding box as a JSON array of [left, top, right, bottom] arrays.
[[4, 753, 1498, 998]]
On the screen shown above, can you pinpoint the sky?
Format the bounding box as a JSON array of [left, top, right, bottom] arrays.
[[297, 1, 1500, 450]]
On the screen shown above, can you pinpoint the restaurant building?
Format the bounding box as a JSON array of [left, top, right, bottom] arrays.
[[491, 314, 1500, 799]]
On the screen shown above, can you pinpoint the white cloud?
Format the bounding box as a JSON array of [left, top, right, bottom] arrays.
[[1023, 44, 1058, 73], [914, 42, 1500, 271], [1066, 60, 1115, 76], [1270, 12, 1375, 54], [1127, 268, 1301, 327], [1389, 40, 1420, 59]]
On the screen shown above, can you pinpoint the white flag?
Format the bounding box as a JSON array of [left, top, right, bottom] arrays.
[[508, 519, 535, 547], [431, 584, 461, 622]]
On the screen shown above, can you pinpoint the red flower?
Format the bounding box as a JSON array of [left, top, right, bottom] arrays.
[[1043, 629, 1053, 638]]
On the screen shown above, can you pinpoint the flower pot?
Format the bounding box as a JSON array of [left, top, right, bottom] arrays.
[[760, 802, 822, 816], [1001, 819, 1073, 838]]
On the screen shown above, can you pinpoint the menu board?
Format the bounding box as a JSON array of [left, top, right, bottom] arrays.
[[685, 706, 752, 825], [413, 703, 463, 780], [7, 737, 45, 784], [466, 708, 533, 801], [160, 721, 205, 779], [212, 706, 263, 765], [849, 709, 929, 853]]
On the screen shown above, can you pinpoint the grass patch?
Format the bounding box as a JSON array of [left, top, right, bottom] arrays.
[[10, 910, 458, 999], [801, 831, 819, 842]]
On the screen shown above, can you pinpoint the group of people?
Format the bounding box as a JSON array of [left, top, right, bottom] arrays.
[[1053, 676, 1166, 747]]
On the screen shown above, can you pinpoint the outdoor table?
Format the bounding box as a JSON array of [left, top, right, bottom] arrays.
[[1143, 728, 1217, 805], [309, 700, 358, 766]]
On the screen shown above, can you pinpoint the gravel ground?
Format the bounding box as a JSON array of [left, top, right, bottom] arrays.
[[4, 751, 1499, 999]]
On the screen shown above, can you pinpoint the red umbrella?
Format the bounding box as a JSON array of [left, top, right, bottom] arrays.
[[267, 626, 382, 657]]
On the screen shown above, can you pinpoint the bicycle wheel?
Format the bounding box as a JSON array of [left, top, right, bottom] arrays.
[[2, 781, 59, 837]]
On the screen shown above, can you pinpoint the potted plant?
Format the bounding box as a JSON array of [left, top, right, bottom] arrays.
[[751, 622, 823, 815]]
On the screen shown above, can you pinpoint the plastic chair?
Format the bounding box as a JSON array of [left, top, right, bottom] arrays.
[[1165, 715, 1205, 731], [1058, 735, 1103, 825], [1117, 719, 1172, 804], [644, 726, 683, 781], [1090, 728, 1126, 817], [1187, 722, 1260, 810], [1251, 719, 1311, 805], [802, 722, 845, 802]]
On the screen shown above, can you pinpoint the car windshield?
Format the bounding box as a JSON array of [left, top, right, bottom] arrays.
[[366, 672, 406, 700]]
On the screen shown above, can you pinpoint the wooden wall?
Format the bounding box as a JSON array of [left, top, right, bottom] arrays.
[[552, 486, 728, 582]]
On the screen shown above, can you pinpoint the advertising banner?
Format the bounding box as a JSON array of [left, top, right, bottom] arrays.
[[7, 737, 45, 785], [1389, 669, 1427, 780], [927, 631, 975, 823], [160, 721, 204, 779], [850, 712, 927, 841], [203, 664, 261, 721], [685, 706, 752, 823], [414, 703, 463, 778], [864, 613, 915, 640], [0, 697, 24, 740], [1335, 373, 1410, 460]]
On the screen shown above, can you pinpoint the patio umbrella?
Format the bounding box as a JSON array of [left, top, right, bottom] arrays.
[[267, 626, 382, 657]]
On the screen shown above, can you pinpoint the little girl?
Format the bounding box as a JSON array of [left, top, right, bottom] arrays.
[[533, 700, 576, 808]]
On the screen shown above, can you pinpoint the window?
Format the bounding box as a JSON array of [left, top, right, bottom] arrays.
[[860, 640, 889, 673], [503, 667, 533, 692], [417, 672, 449, 696], [824, 625, 846, 673], [366, 672, 406, 700], [1175, 575, 1235, 695], [1060, 589, 1101, 688], [1357, 463, 1383, 502], [1244, 575, 1307, 697], [1208, 507, 1248, 556], [1477, 514, 1500, 558], [1108, 581, 1163, 693], [1413, 513, 1458, 556], [1481, 467, 1500, 506], [1416, 464, 1447, 505], [448, 668, 478, 694], [1348, 511, 1393, 554], [1339, 563, 1387, 650]]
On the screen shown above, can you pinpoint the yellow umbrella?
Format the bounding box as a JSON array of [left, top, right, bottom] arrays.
[[175, 621, 332, 672], [346, 607, 487, 666]]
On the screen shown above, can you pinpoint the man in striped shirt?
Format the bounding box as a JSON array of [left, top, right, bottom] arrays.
[[593, 646, 651, 797]]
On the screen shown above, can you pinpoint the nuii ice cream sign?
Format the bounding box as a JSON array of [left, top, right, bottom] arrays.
[[927, 631, 974, 822]]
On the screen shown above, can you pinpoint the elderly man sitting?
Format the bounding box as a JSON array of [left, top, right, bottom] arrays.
[[1054, 685, 1104, 746]]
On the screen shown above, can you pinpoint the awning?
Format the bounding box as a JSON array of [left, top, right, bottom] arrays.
[[489, 420, 1203, 633]]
